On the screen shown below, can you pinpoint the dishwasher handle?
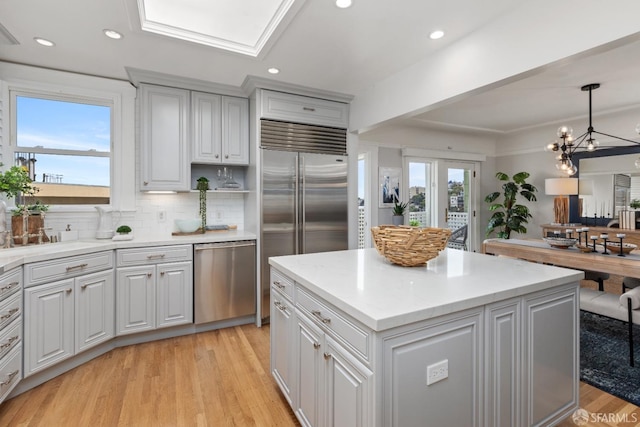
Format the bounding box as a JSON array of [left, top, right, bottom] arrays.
[[194, 241, 256, 251]]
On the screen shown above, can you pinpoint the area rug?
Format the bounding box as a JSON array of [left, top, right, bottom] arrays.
[[580, 310, 640, 406]]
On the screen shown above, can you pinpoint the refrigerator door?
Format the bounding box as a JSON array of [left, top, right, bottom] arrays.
[[261, 149, 298, 321], [300, 152, 348, 254]]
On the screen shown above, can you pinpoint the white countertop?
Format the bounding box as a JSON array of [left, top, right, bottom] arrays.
[[0, 229, 256, 273], [269, 248, 583, 331]]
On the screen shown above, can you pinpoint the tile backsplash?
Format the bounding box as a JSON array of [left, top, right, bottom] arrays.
[[1, 191, 246, 241]]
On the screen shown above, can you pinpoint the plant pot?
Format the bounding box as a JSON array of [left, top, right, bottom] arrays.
[[11, 214, 49, 245], [392, 215, 404, 226]]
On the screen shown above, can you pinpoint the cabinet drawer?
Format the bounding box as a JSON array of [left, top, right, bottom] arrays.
[[261, 90, 349, 128], [0, 345, 21, 403], [0, 292, 21, 331], [271, 269, 294, 301], [296, 287, 370, 361], [25, 251, 114, 287], [116, 245, 192, 267], [0, 318, 21, 361], [0, 268, 21, 303]]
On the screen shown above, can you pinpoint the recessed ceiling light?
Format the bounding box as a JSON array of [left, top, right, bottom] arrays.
[[336, 0, 352, 8], [103, 29, 123, 40], [429, 30, 445, 40], [34, 37, 55, 47], [268, 67, 280, 74]]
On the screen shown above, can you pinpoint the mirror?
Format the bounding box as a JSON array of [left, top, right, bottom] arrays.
[[569, 146, 640, 223]]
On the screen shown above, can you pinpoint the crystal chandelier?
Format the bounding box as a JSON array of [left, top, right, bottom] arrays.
[[544, 83, 640, 176]]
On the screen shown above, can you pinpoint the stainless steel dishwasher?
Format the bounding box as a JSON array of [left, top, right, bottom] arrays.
[[194, 240, 256, 324]]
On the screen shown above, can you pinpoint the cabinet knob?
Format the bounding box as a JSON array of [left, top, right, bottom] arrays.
[[66, 288, 72, 294], [225, 155, 229, 159], [147, 273, 152, 278], [215, 154, 219, 158], [81, 284, 88, 290], [143, 181, 149, 186], [313, 342, 320, 349], [160, 271, 165, 276], [323, 352, 331, 360]]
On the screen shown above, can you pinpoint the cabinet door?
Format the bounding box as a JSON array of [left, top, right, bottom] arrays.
[[116, 266, 155, 335], [271, 290, 294, 405], [295, 311, 324, 427], [221, 96, 249, 165], [157, 262, 193, 328], [324, 335, 372, 427], [140, 84, 190, 191], [75, 270, 115, 353], [191, 91, 222, 163], [24, 279, 75, 376]]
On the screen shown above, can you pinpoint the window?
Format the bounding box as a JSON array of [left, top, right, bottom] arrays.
[[12, 93, 112, 205]]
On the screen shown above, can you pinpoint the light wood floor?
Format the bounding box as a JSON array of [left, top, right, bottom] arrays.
[[0, 323, 637, 426]]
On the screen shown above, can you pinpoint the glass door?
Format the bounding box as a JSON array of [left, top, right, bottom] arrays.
[[357, 153, 371, 248], [437, 161, 475, 250], [406, 159, 434, 227]]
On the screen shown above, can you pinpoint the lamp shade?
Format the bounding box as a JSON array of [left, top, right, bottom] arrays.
[[545, 178, 579, 196]]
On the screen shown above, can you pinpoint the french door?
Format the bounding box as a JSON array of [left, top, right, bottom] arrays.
[[437, 161, 476, 250]]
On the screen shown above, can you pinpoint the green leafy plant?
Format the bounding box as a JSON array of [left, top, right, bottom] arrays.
[[485, 172, 538, 239], [197, 177, 209, 234], [116, 225, 132, 234], [0, 164, 37, 200], [409, 219, 420, 227], [12, 200, 49, 217], [392, 200, 408, 216], [630, 199, 640, 209]]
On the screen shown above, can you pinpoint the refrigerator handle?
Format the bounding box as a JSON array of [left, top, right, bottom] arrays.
[[300, 155, 306, 254], [295, 154, 300, 255]]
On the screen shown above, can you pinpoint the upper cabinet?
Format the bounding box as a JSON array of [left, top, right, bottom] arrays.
[[261, 89, 349, 129], [140, 84, 191, 192], [192, 92, 248, 165], [140, 84, 250, 192]]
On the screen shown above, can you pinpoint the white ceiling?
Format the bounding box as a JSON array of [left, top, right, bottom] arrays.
[[1, 0, 640, 136]]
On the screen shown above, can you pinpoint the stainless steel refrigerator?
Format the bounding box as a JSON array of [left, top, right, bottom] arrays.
[[260, 119, 348, 321]]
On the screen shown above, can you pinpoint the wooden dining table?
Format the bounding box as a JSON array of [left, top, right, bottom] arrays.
[[482, 238, 640, 279]]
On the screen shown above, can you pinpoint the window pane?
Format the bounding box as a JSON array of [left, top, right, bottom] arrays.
[[14, 95, 111, 205], [16, 97, 111, 152], [408, 161, 430, 227]]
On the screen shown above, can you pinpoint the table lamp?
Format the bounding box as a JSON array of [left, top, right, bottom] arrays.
[[545, 178, 578, 225]]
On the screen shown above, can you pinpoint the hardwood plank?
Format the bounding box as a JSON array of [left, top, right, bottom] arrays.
[[2, 324, 634, 425]]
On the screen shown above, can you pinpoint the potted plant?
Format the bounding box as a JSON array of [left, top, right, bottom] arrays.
[[0, 164, 50, 244], [630, 199, 640, 210], [196, 177, 209, 233], [409, 219, 420, 227], [485, 171, 538, 239], [392, 200, 408, 226], [116, 225, 132, 235]]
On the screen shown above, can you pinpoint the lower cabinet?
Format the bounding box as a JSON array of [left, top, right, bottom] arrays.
[[24, 269, 114, 376], [0, 267, 23, 404], [270, 267, 579, 427], [115, 245, 193, 336]]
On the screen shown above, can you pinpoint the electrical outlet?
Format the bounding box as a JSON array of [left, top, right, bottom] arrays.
[[158, 210, 166, 222], [426, 359, 448, 386]]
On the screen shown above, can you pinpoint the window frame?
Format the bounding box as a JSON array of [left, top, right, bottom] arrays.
[[0, 62, 136, 213]]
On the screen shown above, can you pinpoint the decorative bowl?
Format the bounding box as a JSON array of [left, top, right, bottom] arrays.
[[607, 242, 638, 254], [371, 225, 451, 267], [543, 237, 578, 249], [175, 219, 201, 233]]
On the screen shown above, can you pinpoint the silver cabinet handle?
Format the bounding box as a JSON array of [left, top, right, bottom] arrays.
[[66, 263, 88, 272], [313, 342, 320, 349], [311, 310, 331, 324], [303, 106, 316, 112], [0, 308, 18, 321], [273, 280, 285, 290], [0, 282, 19, 293], [323, 352, 331, 360], [0, 370, 19, 386], [147, 254, 166, 259], [274, 301, 288, 314], [0, 335, 18, 350]]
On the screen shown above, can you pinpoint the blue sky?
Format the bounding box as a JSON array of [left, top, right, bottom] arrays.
[[16, 96, 111, 186]]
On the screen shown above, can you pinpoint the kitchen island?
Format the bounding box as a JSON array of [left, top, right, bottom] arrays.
[[269, 248, 583, 427]]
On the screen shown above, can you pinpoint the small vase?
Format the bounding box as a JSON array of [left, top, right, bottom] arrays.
[[392, 215, 404, 226]]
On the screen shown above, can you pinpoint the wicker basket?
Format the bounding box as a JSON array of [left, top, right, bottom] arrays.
[[370, 225, 452, 267]]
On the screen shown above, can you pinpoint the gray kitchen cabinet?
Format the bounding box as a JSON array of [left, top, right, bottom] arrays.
[[140, 84, 190, 191], [260, 89, 349, 128], [192, 92, 248, 165], [116, 245, 193, 336], [271, 283, 294, 406], [24, 269, 114, 377], [0, 267, 23, 404]]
